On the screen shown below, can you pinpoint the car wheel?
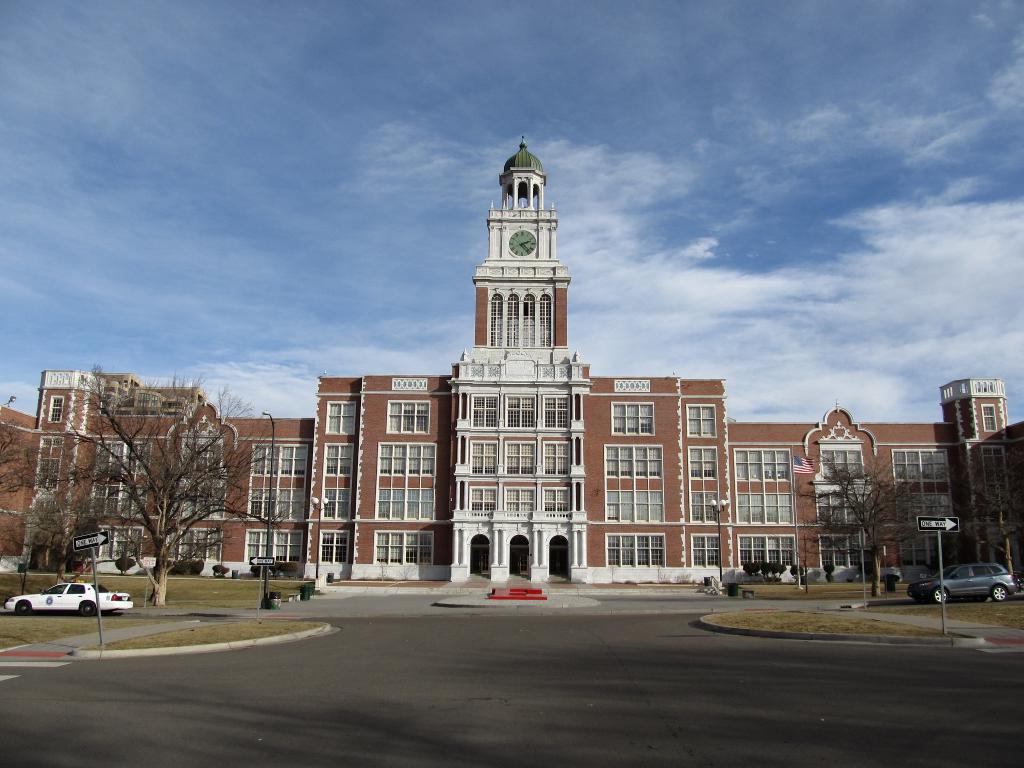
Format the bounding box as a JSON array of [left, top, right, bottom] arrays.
[[990, 585, 1009, 602], [14, 600, 32, 616], [931, 587, 947, 604], [78, 601, 97, 617]]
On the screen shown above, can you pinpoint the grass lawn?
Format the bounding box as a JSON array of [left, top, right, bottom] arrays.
[[89, 620, 325, 650], [0, 572, 309, 608], [707, 610, 942, 637], [874, 600, 1024, 629], [0, 615, 169, 648]]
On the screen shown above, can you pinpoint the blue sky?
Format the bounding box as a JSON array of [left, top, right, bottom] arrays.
[[1, 1, 1022, 423]]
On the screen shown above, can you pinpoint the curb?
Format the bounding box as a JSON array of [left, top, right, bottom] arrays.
[[71, 622, 336, 659], [696, 615, 987, 647]]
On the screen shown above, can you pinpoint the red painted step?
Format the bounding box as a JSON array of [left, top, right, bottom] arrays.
[[487, 587, 548, 601]]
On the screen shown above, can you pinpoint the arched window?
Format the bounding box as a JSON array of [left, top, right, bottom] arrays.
[[539, 294, 552, 347], [522, 295, 536, 347], [489, 294, 503, 347], [506, 294, 520, 347]]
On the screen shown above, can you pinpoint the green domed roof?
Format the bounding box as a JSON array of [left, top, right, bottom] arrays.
[[503, 137, 543, 173]]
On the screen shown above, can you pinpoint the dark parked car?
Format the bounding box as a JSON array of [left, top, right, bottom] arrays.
[[907, 563, 1020, 604]]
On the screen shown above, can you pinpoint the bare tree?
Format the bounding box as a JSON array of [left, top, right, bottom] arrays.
[[23, 491, 103, 580], [0, 421, 33, 495], [0, 423, 104, 579], [74, 370, 254, 606], [813, 455, 915, 596], [0, 420, 34, 563], [968, 449, 1024, 573]]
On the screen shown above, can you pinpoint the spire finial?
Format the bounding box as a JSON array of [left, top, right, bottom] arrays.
[[520, 135, 527, 149]]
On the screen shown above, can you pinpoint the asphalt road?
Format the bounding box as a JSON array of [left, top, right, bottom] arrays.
[[1, 612, 1019, 768]]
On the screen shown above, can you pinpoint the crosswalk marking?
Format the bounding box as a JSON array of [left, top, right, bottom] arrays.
[[0, 661, 71, 668], [0, 675, 19, 683]]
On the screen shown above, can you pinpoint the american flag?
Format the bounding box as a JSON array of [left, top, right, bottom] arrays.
[[793, 456, 816, 474]]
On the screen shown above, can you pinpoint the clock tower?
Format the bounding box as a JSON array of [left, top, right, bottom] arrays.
[[450, 140, 591, 583], [471, 138, 570, 363]]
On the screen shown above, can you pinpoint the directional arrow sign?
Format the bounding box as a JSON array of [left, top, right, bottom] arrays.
[[917, 516, 960, 533], [250, 556, 275, 567], [72, 530, 110, 552]]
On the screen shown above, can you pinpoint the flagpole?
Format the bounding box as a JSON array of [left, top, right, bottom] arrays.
[[792, 453, 816, 592]]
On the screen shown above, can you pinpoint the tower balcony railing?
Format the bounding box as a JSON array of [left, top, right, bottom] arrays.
[[452, 508, 578, 523]]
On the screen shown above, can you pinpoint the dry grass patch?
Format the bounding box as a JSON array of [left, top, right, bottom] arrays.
[[738, 583, 879, 601], [707, 610, 941, 637], [0, 616, 165, 648], [0, 573, 308, 608], [874, 601, 1024, 629], [91, 620, 324, 650]]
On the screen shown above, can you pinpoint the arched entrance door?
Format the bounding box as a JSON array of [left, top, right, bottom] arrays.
[[470, 534, 490, 577], [549, 535, 570, 579], [509, 535, 530, 578]]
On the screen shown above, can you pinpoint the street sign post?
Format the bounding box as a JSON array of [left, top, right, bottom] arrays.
[[250, 557, 275, 619], [917, 516, 960, 635], [71, 530, 108, 646]]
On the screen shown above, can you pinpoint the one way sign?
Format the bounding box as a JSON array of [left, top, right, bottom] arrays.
[[917, 516, 960, 533], [72, 530, 110, 552]]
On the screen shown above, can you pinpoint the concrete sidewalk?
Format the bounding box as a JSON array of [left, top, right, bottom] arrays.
[[849, 608, 1024, 645]]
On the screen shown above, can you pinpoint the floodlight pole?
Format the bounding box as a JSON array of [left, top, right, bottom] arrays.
[[261, 412, 276, 609]]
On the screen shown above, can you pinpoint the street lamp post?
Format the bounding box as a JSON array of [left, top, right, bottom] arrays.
[[711, 497, 729, 586], [311, 496, 322, 584], [261, 412, 276, 609]]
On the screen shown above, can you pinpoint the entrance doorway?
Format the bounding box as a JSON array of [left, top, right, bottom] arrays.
[[549, 535, 570, 579], [509, 535, 530, 578], [470, 534, 490, 576]]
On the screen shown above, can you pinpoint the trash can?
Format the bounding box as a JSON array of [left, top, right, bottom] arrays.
[[299, 583, 314, 601], [727, 582, 740, 597], [231, 569, 239, 579], [16, 563, 27, 574], [703, 576, 713, 587], [326, 573, 335, 584], [884, 573, 899, 593], [269, 590, 282, 610]]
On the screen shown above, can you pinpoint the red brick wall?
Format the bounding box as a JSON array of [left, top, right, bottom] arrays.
[[554, 286, 568, 347]]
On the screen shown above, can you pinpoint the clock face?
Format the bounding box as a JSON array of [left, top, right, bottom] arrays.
[[509, 230, 537, 257]]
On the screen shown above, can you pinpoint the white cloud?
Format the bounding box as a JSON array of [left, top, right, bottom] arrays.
[[989, 32, 1024, 109]]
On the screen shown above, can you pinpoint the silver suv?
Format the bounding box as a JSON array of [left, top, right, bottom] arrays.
[[907, 563, 1020, 604]]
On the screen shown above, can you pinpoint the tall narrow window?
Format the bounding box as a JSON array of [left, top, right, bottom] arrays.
[[506, 294, 520, 347], [522, 295, 536, 346], [539, 294, 552, 346], [982, 404, 997, 432], [489, 294, 503, 347], [48, 396, 64, 423]]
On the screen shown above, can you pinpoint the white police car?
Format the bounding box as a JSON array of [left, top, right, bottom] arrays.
[[4, 582, 134, 616]]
